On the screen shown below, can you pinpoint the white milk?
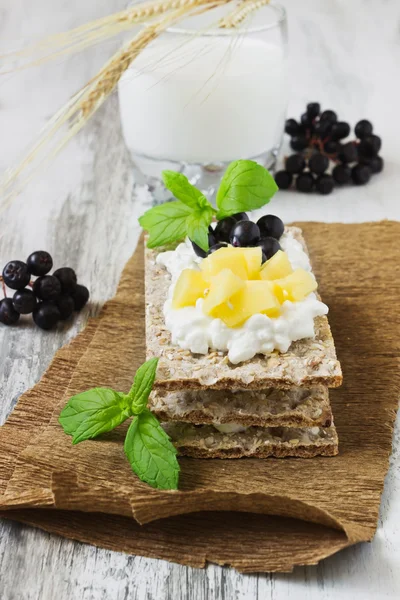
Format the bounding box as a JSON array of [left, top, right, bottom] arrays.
[[118, 33, 287, 165]]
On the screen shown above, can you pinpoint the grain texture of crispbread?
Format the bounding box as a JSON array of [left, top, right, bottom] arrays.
[[150, 386, 333, 428], [145, 227, 342, 391], [163, 423, 339, 459]]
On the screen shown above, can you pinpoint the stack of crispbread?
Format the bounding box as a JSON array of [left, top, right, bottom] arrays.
[[145, 227, 342, 459]]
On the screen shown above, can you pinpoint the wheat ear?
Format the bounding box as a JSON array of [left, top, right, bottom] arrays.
[[219, 0, 270, 28], [0, 0, 221, 73]]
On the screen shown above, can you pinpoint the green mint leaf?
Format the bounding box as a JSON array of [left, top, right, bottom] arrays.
[[186, 205, 214, 252], [139, 200, 192, 248], [216, 160, 278, 219], [59, 388, 131, 445], [124, 409, 180, 490], [128, 357, 159, 415], [162, 170, 209, 210]]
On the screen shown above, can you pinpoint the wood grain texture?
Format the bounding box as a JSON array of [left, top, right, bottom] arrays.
[[1, 0, 400, 598]]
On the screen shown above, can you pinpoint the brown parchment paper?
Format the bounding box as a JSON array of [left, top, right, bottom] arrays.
[[0, 222, 399, 573]]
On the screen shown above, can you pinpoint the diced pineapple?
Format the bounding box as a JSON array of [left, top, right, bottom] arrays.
[[275, 268, 317, 302], [240, 247, 263, 279], [213, 280, 281, 327], [200, 247, 248, 281], [267, 280, 287, 304], [260, 250, 293, 281], [172, 269, 208, 309], [202, 269, 245, 317]]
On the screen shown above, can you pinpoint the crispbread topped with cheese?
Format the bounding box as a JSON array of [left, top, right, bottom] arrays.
[[145, 227, 342, 391]]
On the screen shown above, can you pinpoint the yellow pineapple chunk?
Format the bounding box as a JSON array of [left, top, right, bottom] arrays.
[[275, 269, 317, 302], [240, 247, 263, 279], [260, 250, 293, 281], [213, 280, 281, 327], [200, 247, 248, 281], [172, 269, 208, 309], [202, 269, 245, 317], [267, 280, 287, 304]]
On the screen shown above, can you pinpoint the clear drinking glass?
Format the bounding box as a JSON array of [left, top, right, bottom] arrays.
[[118, 3, 288, 199]]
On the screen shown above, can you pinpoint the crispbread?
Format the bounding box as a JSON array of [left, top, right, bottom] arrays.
[[163, 422, 339, 458], [145, 226, 342, 391], [150, 386, 333, 428]]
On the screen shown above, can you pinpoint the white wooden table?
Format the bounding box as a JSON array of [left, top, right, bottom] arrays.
[[0, 1, 399, 598]]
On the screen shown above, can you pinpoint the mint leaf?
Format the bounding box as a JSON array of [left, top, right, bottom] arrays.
[[162, 171, 208, 210], [128, 357, 159, 415], [124, 409, 180, 490], [186, 205, 214, 252], [59, 388, 131, 445], [139, 200, 192, 248], [216, 160, 278, 219]]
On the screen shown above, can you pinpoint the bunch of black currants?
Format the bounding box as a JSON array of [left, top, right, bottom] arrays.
[[275, 102, 383, 194], [0, 251, 89, 330], [191, 212, 284, 262]]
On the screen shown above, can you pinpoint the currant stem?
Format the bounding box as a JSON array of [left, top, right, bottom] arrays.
[[0, 276, 7, 299]]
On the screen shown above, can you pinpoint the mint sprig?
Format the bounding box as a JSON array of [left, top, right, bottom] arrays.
[[139, 160, 278, 252], [59, 357, 180, 490], [216, 160, 278, 219], [59, 388, 131, 445], [124, 409, 179, 490]]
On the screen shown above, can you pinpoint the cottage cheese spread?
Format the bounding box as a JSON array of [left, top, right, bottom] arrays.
[[156, 231, 328, 364]]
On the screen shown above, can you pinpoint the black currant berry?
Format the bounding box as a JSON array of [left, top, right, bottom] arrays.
[[231, 212, 249, 222], [33, 302, 60, 330], [296, 173, 315, 193], [309, 153, 329, 175], [33, 275, 62, 300], [214, 216, 237, 243], [53, 267, 77, 293], [358, 135, 381, 159], [0, 298, 20, 326], [290, 136, 308, 152], [313, 120, 332, 137], [332, 164, 351, 185], [355, 119, 373, 139], [259, 237, 281, 261], [26, 251, 53, 277], [330, 121, 350, 140], [284, 119, 301, 137], [274, 170, 293, 190], [2, 261, 31, 290], [362, 155, 384, 174], [56, 295, 75, 320], [230, 221, 260, 247], [207, 242, 228, 255], [256, 215, 284, 240], [12, 289, 37, 314], [339, 142, 358, 163], [306, 102, 320, 119], [71, 284, 90, 311], [300, 112, 313, 128], [316, 174, 335, 195], [320, 110, 337, 124], [351, 164, 371, 185], [192, 231, 216, 258], [323, 140, 340, 154], [285, 153, 306, 174]]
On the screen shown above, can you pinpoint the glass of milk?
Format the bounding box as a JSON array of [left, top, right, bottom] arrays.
[[118, 3, 288, 198]]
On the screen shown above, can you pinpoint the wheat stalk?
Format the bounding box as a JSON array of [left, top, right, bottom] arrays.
[[219, 0, 270, 28], [0, 0, 221, 73], [0, 0, 231, 210]]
